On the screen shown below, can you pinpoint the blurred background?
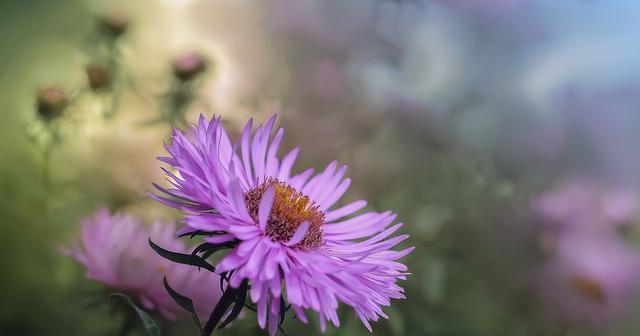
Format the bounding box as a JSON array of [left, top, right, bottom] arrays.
[[3, 0, 640, 335]]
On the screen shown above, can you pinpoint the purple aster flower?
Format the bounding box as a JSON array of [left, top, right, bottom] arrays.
[[152, 114, 412, 334], [534, 231, 640, 326], [63, 209, 221, 319]]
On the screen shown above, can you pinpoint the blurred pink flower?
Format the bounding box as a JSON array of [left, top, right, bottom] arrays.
[[534, 232, 640, 326], [63, 209, 221, 319], [532, 178, 639, 231]]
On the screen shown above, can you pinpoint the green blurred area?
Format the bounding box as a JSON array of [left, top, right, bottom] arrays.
[[0, 1, 98, 334]]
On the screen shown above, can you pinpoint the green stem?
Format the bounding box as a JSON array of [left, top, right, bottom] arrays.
[[41, 125, 59, 212], [104, 39, 120, 120], [42, 139, 53, 212]]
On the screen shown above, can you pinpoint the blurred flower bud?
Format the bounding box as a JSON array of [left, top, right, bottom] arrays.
[[86, 63, 112, 90], [98, 10, 129, 38], [172, 53, 207, 82], [36, 87, 68, 121]]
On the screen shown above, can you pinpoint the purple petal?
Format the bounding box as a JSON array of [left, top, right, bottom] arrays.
[[285, 221, 310, 246], [259, 187, 275, 231], [325, 200, 367, 222], [277, 147, 299, 180]]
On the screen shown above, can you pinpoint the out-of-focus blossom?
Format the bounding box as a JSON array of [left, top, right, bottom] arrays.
[[533, 179, 639, 232], [36, 87, 68, 121], [172, 52, 207, 82], [532, 178, 640, 326], [98, 9, 129, 39], [153, 115, 412, 334], [63, 209, 220, 319], [534, 232, 640, 326], [86, 63, 112, 91], [143, 0, 275, 120]]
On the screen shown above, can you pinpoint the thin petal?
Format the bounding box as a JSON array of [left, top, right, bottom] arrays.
[[325, 200, 367, 222], [259, 187, 275, 231], [277, 147, 299, 180], [285, 221, 310, 246]]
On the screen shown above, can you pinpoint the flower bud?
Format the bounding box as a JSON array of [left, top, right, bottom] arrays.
[[98, 10, 129, 38], [86, 63, 112, 90], [172, 53, 207, 82], [36, 87, 68, 121]]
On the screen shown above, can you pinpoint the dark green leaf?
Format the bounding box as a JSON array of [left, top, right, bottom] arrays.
[[163, 277, 202, 333], [192, 241, 239, 258], [219, 272, 227, 293], [218, 271, 234, 293], [279, 297, 286, 326], [149, 239, 216, 273], [218, 280, 249, 329], [109, 293, 161, 336], [178, 230, 226, 239], [202, 285, 239, 336]]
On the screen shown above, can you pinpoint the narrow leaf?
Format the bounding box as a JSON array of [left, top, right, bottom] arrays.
[[219, 272, 227, 293], [149, 239, 216, 273], [279, 297, 286, 326], [218, 271, 234, 293], [163, 277, 202, 333], [178, 230, 226, 239], [192, 241, 238, 257], [202, 285, 239, 336], [109, 293, 161, 336], [218, 280, 249, 329]]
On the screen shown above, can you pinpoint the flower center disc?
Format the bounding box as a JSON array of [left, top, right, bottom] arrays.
[[570, 275, 606, 304], [244, 178, 325, 249]]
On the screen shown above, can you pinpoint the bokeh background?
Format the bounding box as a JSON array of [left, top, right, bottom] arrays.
[[3, 0, 640, 335]]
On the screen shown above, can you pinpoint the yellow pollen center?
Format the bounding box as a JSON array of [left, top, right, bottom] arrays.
[[244, 178, 325, 249]]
